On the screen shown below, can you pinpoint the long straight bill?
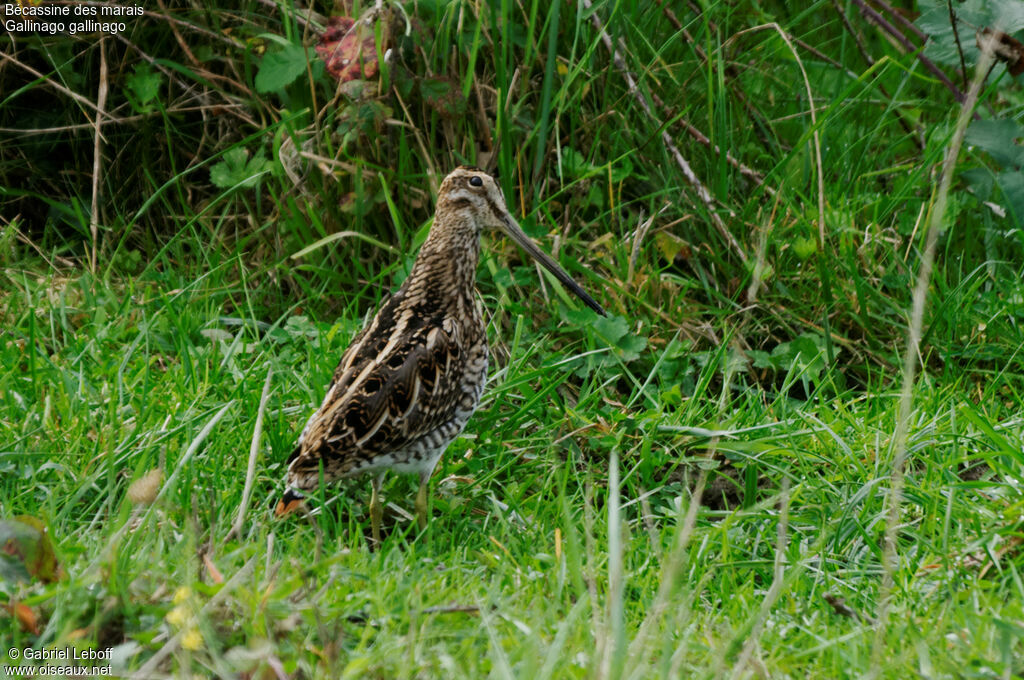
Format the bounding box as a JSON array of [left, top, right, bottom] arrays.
[[500, 214, 606, 316]]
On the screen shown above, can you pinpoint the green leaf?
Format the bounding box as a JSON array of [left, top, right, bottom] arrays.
[[616, 333, 647, 362], [747, 349, 776, 370], [419, 76, 466, 116], [284, 315, 319, 340], [420, 76, 455, 101], [966, 119, 1024, 168], [0, 553, 30, 583], [256, 44, 309, 93], [209, 148, 272, 189], [563, 307, 599, 326], [608, 157, 633, 183], [962, 167, 995, 200], [793, 237, 817, 260], [592, 315, 646, 362], [126, 63, 162, 107], [996, 170, 1024, 227], [593, 314, 630, 344], [916, 1, 1024, 67]]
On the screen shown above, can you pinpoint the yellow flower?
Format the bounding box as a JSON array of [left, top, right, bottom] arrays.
[[172, 586, 191, 605], [165, 605, 188, 627], [181, 628, 203, 651]]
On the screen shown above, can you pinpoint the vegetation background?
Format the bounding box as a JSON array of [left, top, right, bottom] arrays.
[[1, 0, 1023, 677]]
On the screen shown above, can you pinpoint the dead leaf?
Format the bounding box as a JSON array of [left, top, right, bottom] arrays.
[[0, 516, 60, 583], [7, 602, 40, 635], [316, 16, 380, 83]]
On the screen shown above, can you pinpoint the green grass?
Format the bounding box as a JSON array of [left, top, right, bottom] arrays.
[[2, 268, 1022, 676], [2, 0, 1024, 677]]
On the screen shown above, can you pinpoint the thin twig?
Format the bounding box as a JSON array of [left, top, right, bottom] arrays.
[[90, 39, 108, 274], [391, 88, 439, 194], [648, 92, 774, 192], [672, 2, 779, 156], [828, 0, 926, 149], [253, 0, 325, 31], [869, 0, 928, 42], [832, 0, 875, 66], [947, 0, 969, 90], [794, 36, 861, 79], [0, 51, 106, 117], [581, 0, 747, 263], [155, 0, 200, 67], [851, 0, 965, 103], [0, 105, 248, 135], [115, 32, 252, 99]]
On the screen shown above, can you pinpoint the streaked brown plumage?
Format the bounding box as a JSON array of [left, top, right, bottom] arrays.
[[276, 166, 604, 544]]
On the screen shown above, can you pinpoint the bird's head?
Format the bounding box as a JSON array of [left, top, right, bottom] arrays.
[[435, 166, 606, 316], [436, 166, 511, 233]]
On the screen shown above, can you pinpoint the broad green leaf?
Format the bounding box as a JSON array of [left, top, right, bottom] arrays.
[[966, 119, 1024, 168], [996, 170, 1024, 227], [419, 76, 466, 116], [593, 314, 630, 344], [616, 333, 647, 361], [256, 44, 309, 92], [210, 148, 272, 189], [126, 63, 162, 106], [962, 167, 995, 200]]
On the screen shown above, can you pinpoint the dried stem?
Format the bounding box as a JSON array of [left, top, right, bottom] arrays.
[[851, 0, 966, 103], [947, 0, 969, 91], [90, 39, 108, 274], [227, 367, 274, 542], [868, 31, 997, 679]]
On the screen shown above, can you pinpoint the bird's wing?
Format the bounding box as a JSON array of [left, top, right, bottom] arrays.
[[284, 297, 470, 486]]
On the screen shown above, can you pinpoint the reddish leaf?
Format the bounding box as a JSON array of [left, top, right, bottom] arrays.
[[9, 602, 40, 635], [202, 553, 224, 584], [0, 516, 60, 583], [316, 16, 379, 83]]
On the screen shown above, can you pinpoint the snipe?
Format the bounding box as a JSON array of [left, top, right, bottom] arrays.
[[276, 166, 605, 544]]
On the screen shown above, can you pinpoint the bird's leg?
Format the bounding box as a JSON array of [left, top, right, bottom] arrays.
[[415, 469, 430, 532], [370, 473, 385, 548]]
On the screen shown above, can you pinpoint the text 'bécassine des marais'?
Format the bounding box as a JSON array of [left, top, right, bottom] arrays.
[[4, 2, 143, 35]]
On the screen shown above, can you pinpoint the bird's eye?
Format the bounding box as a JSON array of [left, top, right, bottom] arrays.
[[469, 176, 483, 187]]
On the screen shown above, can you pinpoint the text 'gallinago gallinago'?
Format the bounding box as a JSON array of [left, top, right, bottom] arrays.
[[276, 166, 605, 544]]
